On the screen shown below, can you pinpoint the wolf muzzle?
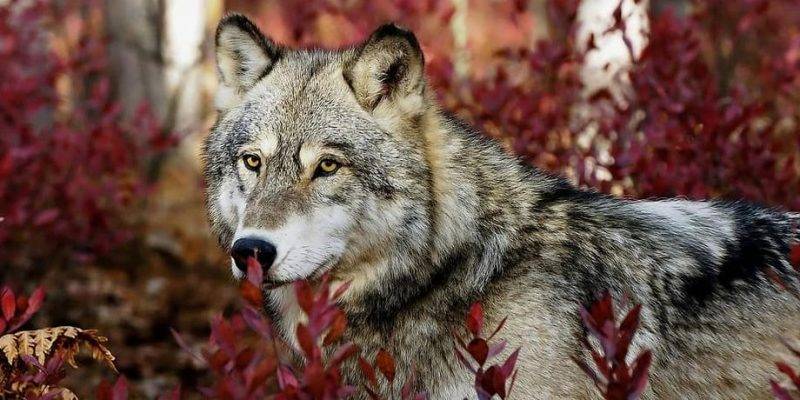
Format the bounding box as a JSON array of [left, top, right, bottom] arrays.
[[231, 237, 277, 273]]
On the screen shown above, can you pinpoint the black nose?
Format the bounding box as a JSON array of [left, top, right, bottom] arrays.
[[231, 238, 277, 274]]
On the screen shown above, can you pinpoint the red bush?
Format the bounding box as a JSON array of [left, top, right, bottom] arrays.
[[587, 2, 800, 206], [0, 0, 175, 269], [0, 285, 45, 335]]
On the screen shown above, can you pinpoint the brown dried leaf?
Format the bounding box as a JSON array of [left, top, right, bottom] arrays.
[[0, 326, 116, 371]]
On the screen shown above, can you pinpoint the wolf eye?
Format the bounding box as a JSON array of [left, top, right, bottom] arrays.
[[314, 159, 340, 178], [242, 154, 261, 172]]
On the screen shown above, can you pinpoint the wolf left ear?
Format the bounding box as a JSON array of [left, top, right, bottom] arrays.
[[345, 23, 425, 112], [215, 14, 280, 97]]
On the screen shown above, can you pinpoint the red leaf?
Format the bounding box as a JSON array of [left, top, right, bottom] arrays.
[[487, 317, 508, 341], [466, 302, 484, 336], [170, 328, 203, 363], [234, 347, 255, 368], [241, 306, 272, 340], [96, 380, 112, 400], [294, 280, 314, 315], [246, 359, 276, 391], [332, 280, 352, 300], [358, 356, 378, 388], [303, 359, 326, 398], [619, 304, 641, 334], [246, 256, 263, 286], [776, 361, 800, 388], [790, 244, 800, 271], [401, 365, 417, 399], [590, 292, 614, 325], [277, 364, 299, 389], [112, 376, 129, 400], [467, 338, 489, 366], [629, 350, 653, 399], [487, 340, 507, 360], [330, 342, 359, 367], [240, 281, 262, 307], [26, 286, 45, 315], [478, 365, 507, 398], [209, 316, 236, 356], [500, 348, 520, 377], [770, 380, 795, 400], [296, 323, 319, 360], [1, 288, 15, 321], [376, 348, 397, 383], [33, 208, 59, 226], [454, 347, 477, 374], [323, 311, 347, 346]]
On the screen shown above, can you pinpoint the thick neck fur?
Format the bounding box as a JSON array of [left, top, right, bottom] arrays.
[[338, 104, 559, 333]]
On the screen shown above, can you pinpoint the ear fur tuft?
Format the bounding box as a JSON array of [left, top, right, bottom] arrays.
[[215, 14, 280, 96], [344, 23, 425, 111]]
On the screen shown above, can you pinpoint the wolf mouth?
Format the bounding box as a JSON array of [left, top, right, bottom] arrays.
[[263, 253, 340, 290]]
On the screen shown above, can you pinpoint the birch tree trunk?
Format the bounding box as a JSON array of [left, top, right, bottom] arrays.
[[105, 0, 225, 266], [104, 0, 221, 133]]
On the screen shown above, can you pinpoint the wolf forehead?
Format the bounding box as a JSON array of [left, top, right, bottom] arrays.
[[213, 55, 376, 145]]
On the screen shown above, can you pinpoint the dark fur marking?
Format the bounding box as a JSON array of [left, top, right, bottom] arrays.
[[380, 59, 405, 95], [679, 202, 794, 309], [534, 180, 608, 212], [352, 246, 476, 334]]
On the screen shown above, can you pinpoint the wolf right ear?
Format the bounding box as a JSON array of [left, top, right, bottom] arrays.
[[344, 23, 425, 113], [215, 14, 280, 107]]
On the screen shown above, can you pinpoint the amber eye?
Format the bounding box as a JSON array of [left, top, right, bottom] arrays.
[[314, 159, 340, 178], [242, 154, 261, 172]]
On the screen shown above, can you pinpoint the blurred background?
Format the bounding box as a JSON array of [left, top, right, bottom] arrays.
[[1, 0, 799, 397]]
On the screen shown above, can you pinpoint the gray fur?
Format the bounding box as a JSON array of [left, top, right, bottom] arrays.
[[203, 15, 800, 399]]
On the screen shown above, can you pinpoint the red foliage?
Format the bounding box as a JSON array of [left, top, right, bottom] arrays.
[[0, 285, 45, 335], [171, 301, 277, 398], [275, 277, 359, 399], [454, 303, 520, 400], [771, 340, 800, 400], [574, 292, 652, 400], [357, 348, 426, 400], [586, 1, 800, 206], [11, 354, 71, 399], [0, 0, 175, 269], [171, 260, 360, 399], [96, 377, 130, 400]]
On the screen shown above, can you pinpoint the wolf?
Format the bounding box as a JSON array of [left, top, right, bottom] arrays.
[[202, 14, 800, 399]]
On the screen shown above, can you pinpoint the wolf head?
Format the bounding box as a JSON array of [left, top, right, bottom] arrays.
[[203, 15, 435, 286]]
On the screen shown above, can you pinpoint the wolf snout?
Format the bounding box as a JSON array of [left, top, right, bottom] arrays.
[[231, 237, 277, 274]]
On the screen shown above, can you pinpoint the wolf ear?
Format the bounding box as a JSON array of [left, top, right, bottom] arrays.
[[345, 23, 425, 113], [215, 14, 280, 101]]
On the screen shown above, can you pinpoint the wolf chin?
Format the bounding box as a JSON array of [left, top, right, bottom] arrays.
[[202, 14, 800, 399]]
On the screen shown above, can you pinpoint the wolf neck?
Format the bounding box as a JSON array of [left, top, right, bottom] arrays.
[[338, 108, 550, 329], [348, 109, 547, 309], [421, 110, 539, 267]]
